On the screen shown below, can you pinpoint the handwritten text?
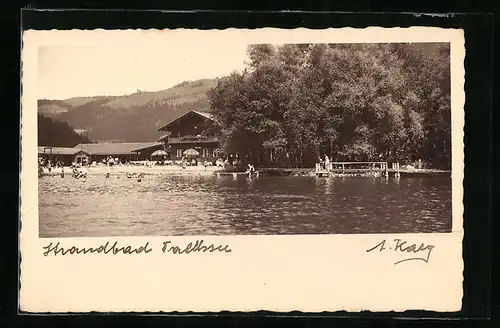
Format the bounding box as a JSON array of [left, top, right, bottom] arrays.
[[366, 238, 435, 265], [42, 241, 153, 256], [162, 240, 232, 254]]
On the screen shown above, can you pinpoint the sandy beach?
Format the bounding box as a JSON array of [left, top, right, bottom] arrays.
[[39, 164, 451, 178], [40, 164, 222, 177]]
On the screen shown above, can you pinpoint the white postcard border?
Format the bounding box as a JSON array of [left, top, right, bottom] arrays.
[[20, 27, 465, 313]]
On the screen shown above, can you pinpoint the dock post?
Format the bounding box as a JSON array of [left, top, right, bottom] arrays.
[[232, 173, 237, 179], [342, 163, 345, 174], [395, 162, 400, 178], [216, 172, 220, 178], [256, 171, 260, 178], [384, 162, 388, 178], [315, 163, 320, 174]]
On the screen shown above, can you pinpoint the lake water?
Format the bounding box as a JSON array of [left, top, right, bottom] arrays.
[[38, 174, 452, 237]]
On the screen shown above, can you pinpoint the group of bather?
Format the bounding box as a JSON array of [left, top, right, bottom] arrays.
[[72, 165, 87, 179], [38, 158, 63, 172], [174, 157, 226, 169], [38, 158, 65, 177], [125, 172, 145, 179]]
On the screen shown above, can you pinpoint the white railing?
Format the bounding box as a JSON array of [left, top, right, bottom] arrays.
[[315, 161, 391, 174]]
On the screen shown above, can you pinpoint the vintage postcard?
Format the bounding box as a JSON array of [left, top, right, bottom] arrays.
[[20, 27, 465, 313]]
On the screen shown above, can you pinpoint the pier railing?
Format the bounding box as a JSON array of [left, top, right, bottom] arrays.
[[315, 161, 400, 177]]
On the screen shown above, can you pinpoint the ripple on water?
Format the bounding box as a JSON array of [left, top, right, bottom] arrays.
[[38, 175, 452, 237]]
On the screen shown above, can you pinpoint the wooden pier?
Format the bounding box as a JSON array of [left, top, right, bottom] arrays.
[[315, 161, 401, 177], [216, 171, 260, 178]]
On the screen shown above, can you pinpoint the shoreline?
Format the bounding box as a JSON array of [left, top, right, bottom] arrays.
[[40, 165, 220, 177], [39, 165, 451, 178]]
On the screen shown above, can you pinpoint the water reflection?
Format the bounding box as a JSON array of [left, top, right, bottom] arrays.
[[39, 175, 452, 237]]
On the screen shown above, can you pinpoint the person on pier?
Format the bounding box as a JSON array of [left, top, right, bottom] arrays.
[[318, 156, 324, 170], [324, 155, 330, 171]]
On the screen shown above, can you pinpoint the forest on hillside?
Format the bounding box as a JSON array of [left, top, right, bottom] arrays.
[[38, 114, 92, 147], [207, 43, 451, 169], [38, 79, 214, 142]]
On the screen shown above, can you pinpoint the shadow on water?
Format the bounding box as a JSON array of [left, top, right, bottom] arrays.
[[38, 174, 452, 237]]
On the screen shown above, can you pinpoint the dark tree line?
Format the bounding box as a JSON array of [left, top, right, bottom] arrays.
[[38, 114, 91, 147], [207, 43, 451, 169]]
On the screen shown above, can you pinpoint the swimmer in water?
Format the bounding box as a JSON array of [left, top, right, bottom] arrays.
[[72, 166, 80, 178], [246, 164, 255, 174]]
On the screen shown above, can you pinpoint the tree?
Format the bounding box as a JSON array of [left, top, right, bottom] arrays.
[[38, 114, 92, 147], [207, 43, 451, 169]]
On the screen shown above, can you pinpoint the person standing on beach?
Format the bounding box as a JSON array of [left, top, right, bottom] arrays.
[[107, 156, 115, 170]]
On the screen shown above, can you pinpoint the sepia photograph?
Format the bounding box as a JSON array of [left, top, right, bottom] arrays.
[[37, 40, 452, 238], [36, 39, 453, 238]]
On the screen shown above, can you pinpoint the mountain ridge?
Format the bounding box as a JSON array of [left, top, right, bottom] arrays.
[[38, 79, 216, 143]]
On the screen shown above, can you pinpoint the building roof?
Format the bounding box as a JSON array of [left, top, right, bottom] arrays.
[[131, 142, 164, 152], [192, 110, 213, 120], [74, 142, 161, 155], [158, 110, 213, 132], [38, 146, 85, 156]]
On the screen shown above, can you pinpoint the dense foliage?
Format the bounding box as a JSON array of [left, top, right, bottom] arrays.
[[38, 114, 92, 147], [207, 43, 451, 169]]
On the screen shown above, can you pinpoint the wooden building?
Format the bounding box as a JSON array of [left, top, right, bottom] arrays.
[[73, 142, 163, 163], [38, 146, 90, 166], [158, 110, 222, 162]]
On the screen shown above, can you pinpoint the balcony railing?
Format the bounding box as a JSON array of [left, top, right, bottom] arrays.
[[168, 136, 219, 144]]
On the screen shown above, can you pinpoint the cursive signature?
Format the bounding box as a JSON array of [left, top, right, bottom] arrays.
[[366, 238, 435, 265]]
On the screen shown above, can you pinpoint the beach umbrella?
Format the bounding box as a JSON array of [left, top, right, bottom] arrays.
[[151, 150, 168, 157], [183, 148, 199, 156]]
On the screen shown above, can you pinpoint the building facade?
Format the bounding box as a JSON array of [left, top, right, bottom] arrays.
[[39, 142, 164, 166], [158, 110, 222, 163], [75, 142, 163, 163], [38, 147, 90, 166]]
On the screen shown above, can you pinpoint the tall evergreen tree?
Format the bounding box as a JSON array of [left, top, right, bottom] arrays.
[[38, 114, 92, 147]]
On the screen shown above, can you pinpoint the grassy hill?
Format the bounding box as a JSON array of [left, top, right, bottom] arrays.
[[37, 79, 216, 142], [37, 97, 116, 117]]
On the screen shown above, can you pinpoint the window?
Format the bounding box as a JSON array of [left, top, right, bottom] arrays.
[[203, 148, 211, 157], [176, 149, 184, 157], [213, 149, 222, 158], [75, 155, 89, 165]]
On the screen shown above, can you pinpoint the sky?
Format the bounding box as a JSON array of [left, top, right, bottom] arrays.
[[37, 44, 250, 100]]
